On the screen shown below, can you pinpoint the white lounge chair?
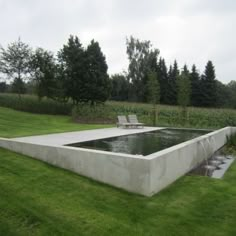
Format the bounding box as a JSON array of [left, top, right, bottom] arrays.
[[128, 114, 144, 128], [117, 115, 131, 128]]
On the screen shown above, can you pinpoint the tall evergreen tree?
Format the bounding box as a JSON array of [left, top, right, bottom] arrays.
[[83, 40, 111, 105], [201, 61, 217, 107], [183, 64, 190, 75], [167, 60, 179, 105], [190, 64, 201, 106], [58, 35, 84, 104], [157, 58, 168, 104]]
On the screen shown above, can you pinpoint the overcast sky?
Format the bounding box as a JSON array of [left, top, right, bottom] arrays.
[[0, 0, 235, 83]]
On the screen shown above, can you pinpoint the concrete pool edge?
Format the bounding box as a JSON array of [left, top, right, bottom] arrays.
[[147, 127, 236, 195], [0, 126, 236, 196]]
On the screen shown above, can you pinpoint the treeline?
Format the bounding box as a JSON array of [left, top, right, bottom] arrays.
[[0, 36, 236, 109], [0, 36, 111, 105], [111, 36, 236, 109]]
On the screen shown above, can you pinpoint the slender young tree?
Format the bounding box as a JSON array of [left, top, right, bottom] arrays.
[[201, 61, 217, 107], [190, 64, 201, 106], [126, 36, 159, 102], [227, 81, 236, 109], [177, 71, 191, 124], [147, 71, 160, 126], [0, 38, 32, 97], [157, 58, 168, 104]]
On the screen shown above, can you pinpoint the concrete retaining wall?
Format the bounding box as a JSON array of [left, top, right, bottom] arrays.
[[0, 138, 150, 195], [0, 127, 235, 196], [147, 127, 235, 196]]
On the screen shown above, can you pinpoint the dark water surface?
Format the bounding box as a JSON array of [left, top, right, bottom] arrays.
[[67, 128, 210, 156]]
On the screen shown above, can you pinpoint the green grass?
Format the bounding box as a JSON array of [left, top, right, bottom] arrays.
[[0, 147, 236, 236], [0, 106, 112, 138], [0, 104, 236, 235]]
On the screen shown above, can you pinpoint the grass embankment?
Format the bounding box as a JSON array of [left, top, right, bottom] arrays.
[[0, 147, 236, 236], [0, 107, 112, 138]]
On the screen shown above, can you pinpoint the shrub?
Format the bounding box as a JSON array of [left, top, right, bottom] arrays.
[[0, 93, 72, 115]]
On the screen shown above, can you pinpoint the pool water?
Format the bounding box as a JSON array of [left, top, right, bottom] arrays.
[[67, 128, 210, 156]]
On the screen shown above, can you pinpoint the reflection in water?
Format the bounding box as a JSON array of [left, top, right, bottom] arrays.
[[68, 129, 209, 156]]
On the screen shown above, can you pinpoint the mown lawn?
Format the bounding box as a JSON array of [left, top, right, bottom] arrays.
[[0, 106, 236, 235], [0, 107, 112, 138], [0, 147, 236, 236]]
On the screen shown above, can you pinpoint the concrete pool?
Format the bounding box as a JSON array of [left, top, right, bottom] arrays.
[[67, 128, 210, 155], [0, 126, 235, 196]]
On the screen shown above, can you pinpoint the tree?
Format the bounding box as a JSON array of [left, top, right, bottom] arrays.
[[215, 80, 230, 108], [126, 36, 159, 102], [111, 74, 129, 101], [157, 58, 168, 104], [58, 36, 110, 105], [147, 71, 160, 126], [58, 35, 84, 104], [52, 63, 68, 103], [177, 71, 191, 124], [11, 77, 26, 95], [227, 81, 236, 109], [0, 38, 32, 81], [182, 64, 190, 75], [0, 82, 7, 93], [200, 61, 217, 107], [190, 64, 201, 106], [166, 60, 179, 105], [0, 38, 32, 97], [30, 48, 57, 100], [83, 40, 111, 105]]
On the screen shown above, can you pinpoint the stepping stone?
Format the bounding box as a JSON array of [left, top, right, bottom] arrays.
[[204, 165, 217, 171], [209, 160, 221, 166]]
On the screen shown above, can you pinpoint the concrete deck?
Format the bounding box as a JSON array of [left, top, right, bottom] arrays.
[[12, 127, 163, 146]]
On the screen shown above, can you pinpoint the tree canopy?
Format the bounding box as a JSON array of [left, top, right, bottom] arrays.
[[126, 36, 159, 102], [0, 38, 32, 81], [30, 48, 56, 99]]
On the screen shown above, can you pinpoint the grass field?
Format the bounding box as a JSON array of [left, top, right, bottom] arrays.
[[0, 107, 112, 138], [0, 105, 236, 235], [0, 147, 236, 236]]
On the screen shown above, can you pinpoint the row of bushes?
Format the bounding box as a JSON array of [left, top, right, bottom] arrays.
[[0, 93, 72, 115], [1, 93, 236, 129]]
